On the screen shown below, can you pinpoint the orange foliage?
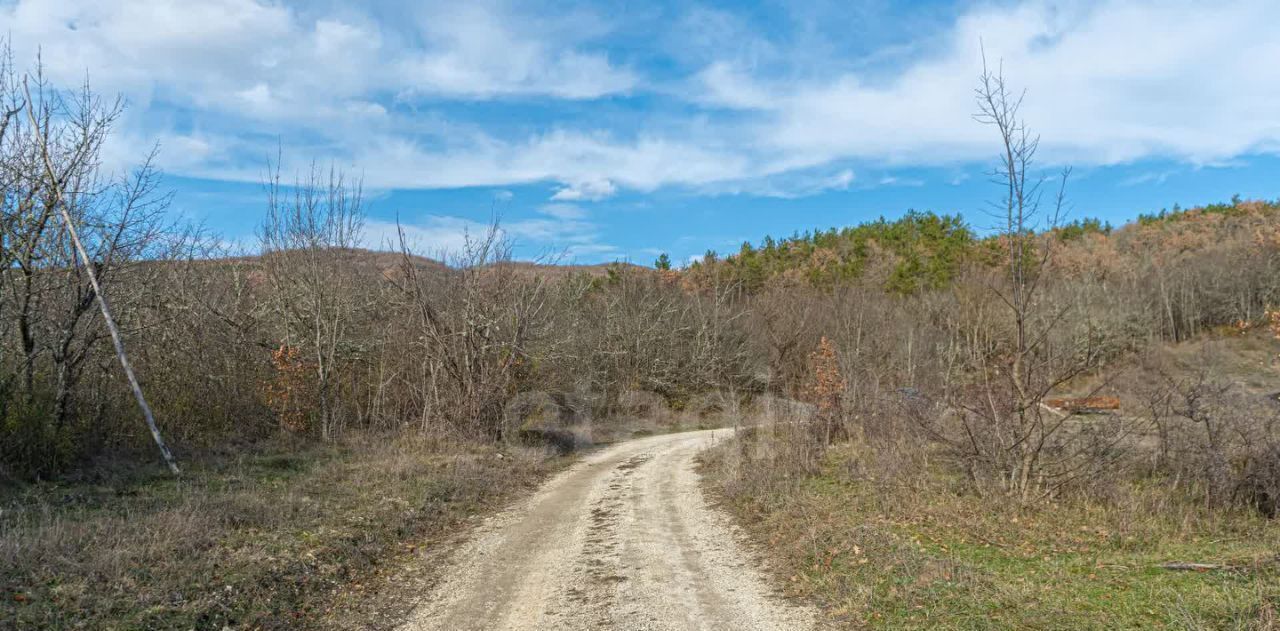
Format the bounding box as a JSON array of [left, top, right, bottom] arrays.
[[263, 343, 314, 433], [805, 337, 846, 414], [1268, 307, 1280, 341], [1045, 396, 1120, 413]]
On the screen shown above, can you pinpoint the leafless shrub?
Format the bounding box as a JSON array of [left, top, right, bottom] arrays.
[[749, 394, 816, 425], [616, 389, 669, 420], [258, 161, 366, 440], [717, 406, 828, 500], [903, 57, 1124, 502], [0, 49, 178, 476], [1139, 366, 1280, 515], [390, 223, 551, 441]]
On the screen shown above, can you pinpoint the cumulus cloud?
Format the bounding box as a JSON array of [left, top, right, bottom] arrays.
[[392, 2, 637, 99]]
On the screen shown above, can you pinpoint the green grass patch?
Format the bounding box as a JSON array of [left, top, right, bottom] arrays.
[[705, 443, 1280, 629]]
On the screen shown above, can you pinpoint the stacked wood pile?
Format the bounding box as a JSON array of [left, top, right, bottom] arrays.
[[1045, 396, 1121, 413]]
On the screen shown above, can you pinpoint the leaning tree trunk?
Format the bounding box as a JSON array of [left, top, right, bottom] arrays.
[[26, 82, 179, 474]]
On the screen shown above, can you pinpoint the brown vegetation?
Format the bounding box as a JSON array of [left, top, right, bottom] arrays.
[[1, 437, 558, 629], [1044, 396, 1121, 413]]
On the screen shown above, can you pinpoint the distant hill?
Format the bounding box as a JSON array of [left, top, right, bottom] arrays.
[[189, 247, 648, 282], [681, 210, 979, 293], [679, 198, 1280, 293], [185, 197, 1280, 295], [492, 260, 650, 280]]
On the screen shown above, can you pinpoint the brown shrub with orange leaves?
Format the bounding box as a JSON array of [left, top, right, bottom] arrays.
[[263, 343, 315, 434], [804, 337, 846, 444], [1044, 396, 1121, 413]]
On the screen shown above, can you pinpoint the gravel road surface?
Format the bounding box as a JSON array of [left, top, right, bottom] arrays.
[[400, 428, 815, 631]]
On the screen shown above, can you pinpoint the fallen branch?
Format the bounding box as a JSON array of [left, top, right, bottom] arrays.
[[1159, 562, 1221, 571]]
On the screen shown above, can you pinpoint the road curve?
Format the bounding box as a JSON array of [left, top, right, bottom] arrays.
[[400, 428, 815, 631]]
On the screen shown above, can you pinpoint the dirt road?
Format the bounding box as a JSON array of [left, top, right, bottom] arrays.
[[400, 428, 815, 631]]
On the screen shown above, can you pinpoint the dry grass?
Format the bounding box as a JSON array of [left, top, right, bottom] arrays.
[[0, 435, 560, 629], [703, 435, 1280, 629]]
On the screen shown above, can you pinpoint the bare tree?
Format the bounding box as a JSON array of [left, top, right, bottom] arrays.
[[258, 161, 365, 440], [391, 221, 552, 439], [0, 59, 179, 473], [930, 56, 1114, 501]]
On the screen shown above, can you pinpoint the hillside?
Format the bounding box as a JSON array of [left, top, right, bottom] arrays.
[[681, 198, 1280, 298], [193, 247, 647, 284]]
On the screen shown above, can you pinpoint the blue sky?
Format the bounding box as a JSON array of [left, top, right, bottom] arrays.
[[4, 0, 1279, 265]]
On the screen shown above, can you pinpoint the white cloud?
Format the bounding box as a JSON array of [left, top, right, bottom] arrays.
[[698, 167, 855, 199], [826, 169, 855, 190], [562, 243, 620, 259], [393, 3, 636, 99], [878, 175, 923, 187], [550, 178, 618, 201], [1120, 169, 1179, 187], [330, 130, 751, 190], [694, 62, 775, 110], [0, 0, 637, 181], [367, 1, 1272, 190]]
